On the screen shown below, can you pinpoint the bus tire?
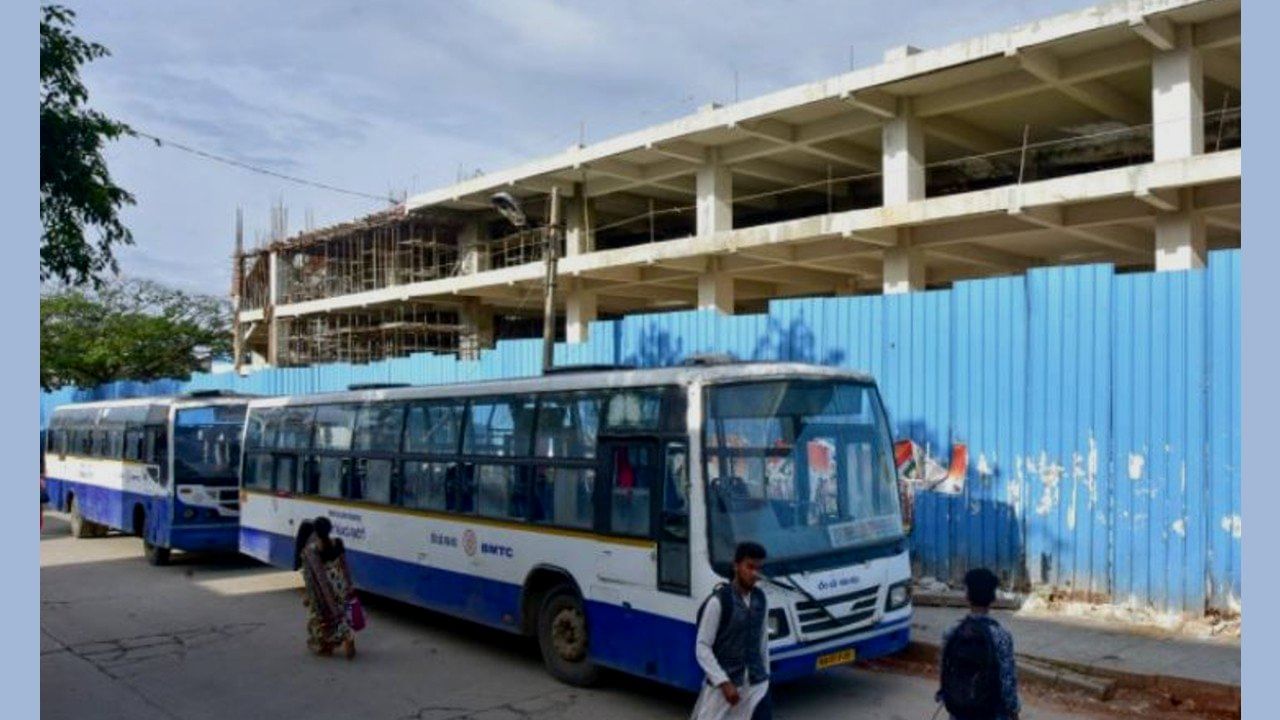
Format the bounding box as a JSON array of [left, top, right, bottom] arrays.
[[143, 539, 170, 566], [536, 586, 600, 687], [68, 497, 95, 539]]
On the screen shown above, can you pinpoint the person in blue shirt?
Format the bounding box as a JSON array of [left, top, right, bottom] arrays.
[[937, 568, 1020, 720]]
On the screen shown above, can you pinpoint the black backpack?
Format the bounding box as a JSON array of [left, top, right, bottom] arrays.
[[696, 583, 735, 647], [939, 617, 1002, 720]]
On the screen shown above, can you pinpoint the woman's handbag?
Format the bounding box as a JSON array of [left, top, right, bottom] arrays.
[[346, 595, 366, 631]]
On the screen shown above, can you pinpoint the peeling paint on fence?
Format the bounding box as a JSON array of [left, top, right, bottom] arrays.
[[40, 251, 1242, 616]]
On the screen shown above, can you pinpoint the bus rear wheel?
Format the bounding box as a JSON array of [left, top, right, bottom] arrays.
[[536, 587, 600, 687], [68, 497, 103, 539]]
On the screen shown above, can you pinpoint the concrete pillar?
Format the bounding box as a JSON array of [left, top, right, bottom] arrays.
[[697, 260, 734, 313], [565, 287, 597, 343], [1152, 27, 1203, 162], [458, 299, 494, 360], [882, 99, 925, 206], [696, 160, 733, 235], [1155, 191, 1206, 271], [458, 219, 489, 275], [883, 244, 925, 294], [565, 188, 594, 256], [1151, 32, 1205, 271], [880, 103, 925, 294]]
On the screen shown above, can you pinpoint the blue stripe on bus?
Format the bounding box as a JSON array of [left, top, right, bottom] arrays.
[[44, 477, 238, 554], [242, 525, 909, 691]]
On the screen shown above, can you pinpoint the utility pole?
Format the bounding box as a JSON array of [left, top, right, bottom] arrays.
[[541, 186, 560, 374], [232, 207, 244, 374]]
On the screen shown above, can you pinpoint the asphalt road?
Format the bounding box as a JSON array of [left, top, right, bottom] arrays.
[[40, 514, 1095, 720]]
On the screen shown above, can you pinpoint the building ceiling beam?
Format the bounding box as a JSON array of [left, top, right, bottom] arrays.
[[1013, 48, 1147, 125], [1129, 15, 1177, 51], [922, 242, 1038, 272], [923, 115, 1012, 154], [1200, 48, 1241, 89], [1194, 14, 1240, 50]]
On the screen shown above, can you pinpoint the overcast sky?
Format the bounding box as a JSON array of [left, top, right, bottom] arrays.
[[74, 0, 1088, 296]]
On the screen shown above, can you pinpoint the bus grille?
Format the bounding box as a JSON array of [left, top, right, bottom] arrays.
[[217, 489, 240, 515], [795, 585, 880, 634]]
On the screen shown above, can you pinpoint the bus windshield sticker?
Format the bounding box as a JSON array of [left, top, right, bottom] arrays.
[[827, 515, 901, 548]]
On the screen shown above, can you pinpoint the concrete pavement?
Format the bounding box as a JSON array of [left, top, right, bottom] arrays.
[[911, 605, 1240, 690], [41, 514, 1099, 720]]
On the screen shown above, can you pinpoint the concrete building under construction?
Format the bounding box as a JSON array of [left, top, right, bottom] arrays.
[[233, 0, 1240, 369]]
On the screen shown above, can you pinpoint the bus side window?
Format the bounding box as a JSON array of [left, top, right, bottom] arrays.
[[244, 453, 274, 491], [658, 443, 691, 594], [352, 403, 404, 505], [124, 427, 144, 462], [312, 404, 356, 499], [146, 426, 168, 482]]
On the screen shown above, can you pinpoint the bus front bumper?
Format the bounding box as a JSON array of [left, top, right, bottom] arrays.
[[768, 615, 912, 684], [167, 523, 240, 554]]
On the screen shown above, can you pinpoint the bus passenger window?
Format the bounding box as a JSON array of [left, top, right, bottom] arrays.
[[465, 397, 535, 457], [356, 458, 395, 505], [402, 461, 449, 511], [475, 465, 522, 519], [532, 467, 594, 529], [535, 393, 601, 459], [449, 464, 474, 514], [124, 428, 144, 461], [404, 402, 463, 455], [313, 405, 356, 451], [316, 457, 346, 499], [354, 403, 405, 454], [244, 454, 274, 491], [274, 455, 299, 493], [610, 445, 654, 537]]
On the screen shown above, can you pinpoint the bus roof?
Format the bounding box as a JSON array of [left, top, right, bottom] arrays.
[[48, 393, 255, 417], [246, 362, 876, 408]]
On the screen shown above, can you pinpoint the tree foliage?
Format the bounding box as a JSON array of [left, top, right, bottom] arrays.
[[40, 4, 138, 287], [41, 279, 232, 390]]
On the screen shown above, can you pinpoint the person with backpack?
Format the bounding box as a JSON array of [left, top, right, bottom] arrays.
[[690, 542, 770, 720], [936, 568, 1020, 720]]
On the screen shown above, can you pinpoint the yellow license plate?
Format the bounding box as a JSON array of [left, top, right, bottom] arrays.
[[815, 648, 856, 669]]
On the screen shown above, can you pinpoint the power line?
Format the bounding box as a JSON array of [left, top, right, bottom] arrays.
[[131, 129, 395, 204]]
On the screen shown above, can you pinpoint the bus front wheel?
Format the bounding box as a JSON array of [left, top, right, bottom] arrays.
[[143, 539, 170, 566], [536, 587, 600, 687]]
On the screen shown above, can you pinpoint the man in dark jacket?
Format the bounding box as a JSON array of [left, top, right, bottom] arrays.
[[937, 568, 1020, 720], [690, 542, 770, 720]]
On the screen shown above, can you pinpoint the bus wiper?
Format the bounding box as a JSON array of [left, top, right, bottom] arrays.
[[761, 573, 843, 627]]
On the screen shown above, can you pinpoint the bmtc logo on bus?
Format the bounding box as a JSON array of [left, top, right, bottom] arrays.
[[461, 528, 514, 559]]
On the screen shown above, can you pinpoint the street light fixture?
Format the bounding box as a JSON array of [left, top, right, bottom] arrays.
[[490, 189, 560, 374], [489, 191, 528, 228]]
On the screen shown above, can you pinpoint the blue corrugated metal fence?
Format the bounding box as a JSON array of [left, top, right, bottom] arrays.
[[40, 250, 1242, 615]]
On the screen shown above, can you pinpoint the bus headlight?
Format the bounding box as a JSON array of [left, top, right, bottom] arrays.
[[767, 608, 790, 640], [183, 508, 196, 519], [885, 581, 911, 611]]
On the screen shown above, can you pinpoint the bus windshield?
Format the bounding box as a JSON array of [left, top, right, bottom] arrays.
[[704, 379, 903, 571], [174, 405, 246, 485]]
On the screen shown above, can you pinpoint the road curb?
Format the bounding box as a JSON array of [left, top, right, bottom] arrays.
[[901, 639, 1240, 709]]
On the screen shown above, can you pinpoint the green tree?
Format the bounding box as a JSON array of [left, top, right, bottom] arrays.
[[41, 4, 138, 287], [41, 279, 232, 390]]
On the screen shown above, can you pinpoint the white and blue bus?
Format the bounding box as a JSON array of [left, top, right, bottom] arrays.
[[238, 362, 911, 689], [44, 391, 251, 564]]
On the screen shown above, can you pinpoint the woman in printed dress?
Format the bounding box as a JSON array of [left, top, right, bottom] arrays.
[[295, 517, 356, 658]]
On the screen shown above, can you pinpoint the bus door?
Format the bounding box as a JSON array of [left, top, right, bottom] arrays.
[[594, 435, 692, 592]]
